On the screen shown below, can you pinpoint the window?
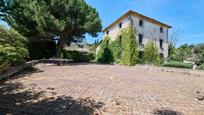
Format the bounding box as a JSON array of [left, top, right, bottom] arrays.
[[119, 23, 122, 28], [119, 35, 122, 43], [139, 20, 143, 27], [159, 39, 163, 48], [106, 31, 109, 35], [106, 40, 109, 46], [139, 51, 144, 59], [160, 53, 164, 59], [139, 34, 143, 45], [160, 27, 163, 33]]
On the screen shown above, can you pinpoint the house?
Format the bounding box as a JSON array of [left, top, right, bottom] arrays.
[[97, 10, 172, 59]]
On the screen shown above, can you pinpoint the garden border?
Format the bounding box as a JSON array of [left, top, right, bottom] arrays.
[[0, 60, 39, 80], [136, 65, 204, 77]]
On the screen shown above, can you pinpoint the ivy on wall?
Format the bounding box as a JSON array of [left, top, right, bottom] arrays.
[[97, 26, 139, 65], [120, 26, 139, 65], [109, 37, 122, 63]]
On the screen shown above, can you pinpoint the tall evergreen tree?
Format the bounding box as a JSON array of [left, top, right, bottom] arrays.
[[0, 0, 102, 58]]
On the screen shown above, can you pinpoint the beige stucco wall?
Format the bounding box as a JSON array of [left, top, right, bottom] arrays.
[[97, 15, 169, 58], [131, 16, 169, 58], [103, 17, 131, 41]]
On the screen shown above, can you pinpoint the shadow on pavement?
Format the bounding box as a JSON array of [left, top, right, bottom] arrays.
[[153, 109, 182, 115], [0, 68, 104, 115]]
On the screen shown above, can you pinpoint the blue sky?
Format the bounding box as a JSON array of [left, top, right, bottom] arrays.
[[1, 0, 203, 47], [85, 0, 204, 47]]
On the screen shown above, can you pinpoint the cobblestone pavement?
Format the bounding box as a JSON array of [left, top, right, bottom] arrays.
[[0, 63, 204, 115]]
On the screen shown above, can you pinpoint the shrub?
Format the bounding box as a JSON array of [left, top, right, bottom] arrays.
[[109, 37, 122, 63], [28, 40, 56, 59], [62, 50, 95, 62], [144, 41, 160, 64], [198, 64, 204, 70], [0, 26, 28, 71], [120, 27, 139, 65], [163, 61, 193, 69], [97, 36, 114, 63]]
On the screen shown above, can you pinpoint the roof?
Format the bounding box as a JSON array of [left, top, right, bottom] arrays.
[[102, 10, 172, 32]]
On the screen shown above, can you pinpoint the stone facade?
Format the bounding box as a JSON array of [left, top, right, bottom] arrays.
[[97, 10, 171, 58]]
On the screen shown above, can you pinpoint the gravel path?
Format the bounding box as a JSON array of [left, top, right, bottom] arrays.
[[0, 63, 204, 115]]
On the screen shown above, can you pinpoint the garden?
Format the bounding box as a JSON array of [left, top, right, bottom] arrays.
[[0, 0, 204, 73]]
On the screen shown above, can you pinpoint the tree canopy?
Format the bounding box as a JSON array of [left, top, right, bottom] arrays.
[[0, 0, 102, 57]]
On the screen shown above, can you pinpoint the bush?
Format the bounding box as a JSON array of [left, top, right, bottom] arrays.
[[198, 64, 204, 70], [0, 26, 28, 71], [28, 40, 56, 59], [163, 61, 193, 69], [144, 41, 160, 65], [109, 38, 122, 63], [62, 50, 95, 62], [120, 27, 139, 65], [97, 36, 114, 63]]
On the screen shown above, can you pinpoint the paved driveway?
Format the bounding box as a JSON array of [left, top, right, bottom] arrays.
[[0, 63, 204, 115]]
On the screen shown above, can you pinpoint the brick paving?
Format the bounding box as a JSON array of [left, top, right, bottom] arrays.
[[0, 63, 204, 115]]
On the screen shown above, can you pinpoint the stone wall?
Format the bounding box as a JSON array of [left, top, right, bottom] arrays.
[[0, 60, 39, 80]]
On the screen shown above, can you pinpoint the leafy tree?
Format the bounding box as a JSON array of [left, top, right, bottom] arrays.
[[144, 41, 160, 64], [193, 44, 204, 64], [0, 25, 28, 71], [109, 37, 122, 63], [97, 36, 113, 63], [172, 44, 191, 62], [0, 0, 102, 58], [168, 29, 182, 59], [120, 27, 139, 65]]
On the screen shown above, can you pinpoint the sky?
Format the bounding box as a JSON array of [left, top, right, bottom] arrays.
[[85, 0, 204, 47], [0, 0, 203, 47]]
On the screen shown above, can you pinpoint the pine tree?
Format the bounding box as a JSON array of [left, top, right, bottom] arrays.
[[0, 0, 102, 58]]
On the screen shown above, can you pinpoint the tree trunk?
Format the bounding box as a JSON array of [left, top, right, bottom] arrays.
[[56, 35, 66, 58]]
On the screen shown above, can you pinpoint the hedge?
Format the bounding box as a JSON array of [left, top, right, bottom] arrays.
[[198, 64, 204, 70], [163, 61, 193, 69], [0, 26, 28, 72], [62, 50, 95, 62], [97, 36, 114, 63]]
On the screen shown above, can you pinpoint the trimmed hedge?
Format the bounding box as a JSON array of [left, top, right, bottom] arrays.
[[62, 50, 95, 62], [163, 61, 193, 69]]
